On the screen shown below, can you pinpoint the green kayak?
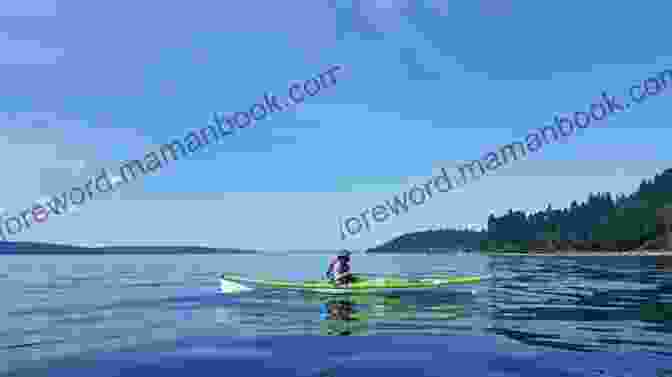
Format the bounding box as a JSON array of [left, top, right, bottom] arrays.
[[219, 273, 484, 294]]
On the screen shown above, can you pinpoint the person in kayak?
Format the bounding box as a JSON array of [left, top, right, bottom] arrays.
[[326, 250, 354, 287]]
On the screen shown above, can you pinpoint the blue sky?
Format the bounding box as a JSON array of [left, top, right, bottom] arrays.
[[1, 0, 671, 250]]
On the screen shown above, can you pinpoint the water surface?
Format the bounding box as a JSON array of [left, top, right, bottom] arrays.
[[1, 252, 670, 376]]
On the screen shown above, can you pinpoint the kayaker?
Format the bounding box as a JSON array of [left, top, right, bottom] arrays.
[[326, 249, 353, 287]]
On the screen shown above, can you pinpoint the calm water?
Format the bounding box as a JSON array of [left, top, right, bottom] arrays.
[[1, 252, 671, 377]]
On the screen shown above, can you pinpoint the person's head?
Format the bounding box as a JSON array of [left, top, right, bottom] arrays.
[[337, 249, 351, 261]]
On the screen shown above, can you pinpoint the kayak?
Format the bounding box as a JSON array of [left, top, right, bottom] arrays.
[[219, 273, 484, 294]]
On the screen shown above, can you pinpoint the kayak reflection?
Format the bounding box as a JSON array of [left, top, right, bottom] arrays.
[[319, 299, 362, 336], [313, 294, 468, 336], [321, 300, 355, 321]]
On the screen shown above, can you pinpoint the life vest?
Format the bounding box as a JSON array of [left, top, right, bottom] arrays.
[[327, 257, 350, 277], [336, 258, 350, 274]]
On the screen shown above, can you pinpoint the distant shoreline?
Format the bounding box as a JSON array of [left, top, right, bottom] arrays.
[[366, 249, 672, 256], [0, 251, 257, 255], [482, 250, 672, 256], [0, 241, 257, 255]]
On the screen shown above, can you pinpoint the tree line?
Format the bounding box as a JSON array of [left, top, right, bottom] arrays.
[[368, 168, 672, 253]]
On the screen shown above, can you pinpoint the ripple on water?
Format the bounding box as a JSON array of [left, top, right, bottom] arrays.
[[2, 254, 672, 376]]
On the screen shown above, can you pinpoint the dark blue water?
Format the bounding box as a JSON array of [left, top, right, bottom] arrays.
[[1, 253, 671, 376]]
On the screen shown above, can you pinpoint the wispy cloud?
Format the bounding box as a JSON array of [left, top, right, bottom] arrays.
[[0, 32, 64, 64], [0, 0, 58, 17]]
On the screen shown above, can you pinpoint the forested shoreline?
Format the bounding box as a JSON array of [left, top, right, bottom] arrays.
[[368, 168, 672, 254]]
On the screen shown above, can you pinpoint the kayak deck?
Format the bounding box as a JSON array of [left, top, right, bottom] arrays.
[[219, 273, 482, 292]]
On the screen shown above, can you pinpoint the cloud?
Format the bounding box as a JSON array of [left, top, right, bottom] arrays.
[[0, 111, 153, 211], [0, 32, 64, 64], [0, 0, 58, 17]]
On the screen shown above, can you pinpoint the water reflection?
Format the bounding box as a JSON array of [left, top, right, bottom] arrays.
[[312, 294, 468, 336], [319, 299, 361, 336], [656, 256, 672, 272]]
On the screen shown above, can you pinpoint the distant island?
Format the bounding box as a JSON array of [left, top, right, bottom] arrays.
[[366, 228, 487, 253], [367, 168, 672, 255], [0, 241, 257, 255]]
